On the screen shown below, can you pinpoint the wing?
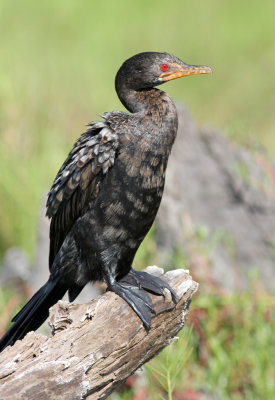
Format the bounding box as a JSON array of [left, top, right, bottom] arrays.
[[46, 120, 118, 268]]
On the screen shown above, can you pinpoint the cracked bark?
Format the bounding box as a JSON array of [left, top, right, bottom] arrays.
[[0, 267, 198, 400]]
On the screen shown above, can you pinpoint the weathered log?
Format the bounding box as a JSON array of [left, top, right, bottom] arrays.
[[0, 267, 198, 400]]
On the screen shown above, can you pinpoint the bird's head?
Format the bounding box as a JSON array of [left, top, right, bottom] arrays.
[[115, 51, 212, 91]]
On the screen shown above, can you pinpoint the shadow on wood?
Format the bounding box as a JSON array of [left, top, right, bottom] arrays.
[[0, 267, 198, 400]]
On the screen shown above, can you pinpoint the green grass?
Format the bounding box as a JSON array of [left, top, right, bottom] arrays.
[[145, 327, 193, 400], [187, 288, 275, 400], [0, 0, 275, 258], [0, 3, 274, 398]]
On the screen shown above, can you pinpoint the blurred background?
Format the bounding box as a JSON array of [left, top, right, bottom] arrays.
[[0, 1, 274, 399]]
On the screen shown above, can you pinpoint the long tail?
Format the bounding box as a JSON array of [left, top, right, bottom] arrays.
[[0, 277, 68, 352]]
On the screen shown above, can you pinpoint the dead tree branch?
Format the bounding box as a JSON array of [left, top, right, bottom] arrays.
[[0, 267, 198, 400]]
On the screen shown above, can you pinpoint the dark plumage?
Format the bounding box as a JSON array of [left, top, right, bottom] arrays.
[[0, 52, 211, 352]]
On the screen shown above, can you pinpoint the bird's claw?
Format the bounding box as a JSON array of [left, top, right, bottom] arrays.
[[107, 268, 178, 329]]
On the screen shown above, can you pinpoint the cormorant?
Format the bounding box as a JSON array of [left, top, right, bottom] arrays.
[[0, 52, 211, 352]]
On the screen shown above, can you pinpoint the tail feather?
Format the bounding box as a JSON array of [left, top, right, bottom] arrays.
[[0, 278, 67, 352]]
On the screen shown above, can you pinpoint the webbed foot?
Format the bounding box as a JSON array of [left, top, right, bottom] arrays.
[[120, 268, 178, 304], [107, 268, 178, 329], [107, 279, 154, 329]]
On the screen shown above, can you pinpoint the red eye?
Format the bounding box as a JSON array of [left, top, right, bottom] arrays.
[[161, 64, 168, 71]]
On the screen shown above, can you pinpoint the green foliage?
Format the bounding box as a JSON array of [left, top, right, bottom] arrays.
[[141, 283, 274, 400], [108, 274, 275, 400], [188, 287, 275, 399], [0, 2, 274, 398], [0, 285, 27, 333], [0, 0, 275, 259], [146, 327, 193, 399]]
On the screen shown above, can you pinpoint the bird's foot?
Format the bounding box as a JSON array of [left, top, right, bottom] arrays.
[[107, 268, 178, 329], [120, 268, 178, 304], [107, 279, 154, 329]]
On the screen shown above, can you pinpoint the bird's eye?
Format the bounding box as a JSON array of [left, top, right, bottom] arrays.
[[161, 64, 168, 71]]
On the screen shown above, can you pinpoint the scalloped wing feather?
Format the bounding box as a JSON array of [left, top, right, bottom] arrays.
[[46, 121, 118, 267]]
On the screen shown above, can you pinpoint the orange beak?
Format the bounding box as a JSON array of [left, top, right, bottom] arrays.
[[160, 64, 212, 82]]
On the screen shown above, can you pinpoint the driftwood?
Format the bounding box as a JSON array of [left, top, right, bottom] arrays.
[[0, 267, 198, 400]]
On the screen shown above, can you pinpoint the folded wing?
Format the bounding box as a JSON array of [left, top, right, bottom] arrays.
[[46, 121, 119, 268]]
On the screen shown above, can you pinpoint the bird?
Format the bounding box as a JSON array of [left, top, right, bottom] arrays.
[[0, 52, 211, 352]]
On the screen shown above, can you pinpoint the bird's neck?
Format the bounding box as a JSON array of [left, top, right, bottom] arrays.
[[116, 85, 178, 131], [116, 84, 171, 113]]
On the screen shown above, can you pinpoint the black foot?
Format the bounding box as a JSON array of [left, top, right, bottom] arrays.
[[120, 268, 178, 304], [107, 279, 154, 329], [107, 268, 178, 329]]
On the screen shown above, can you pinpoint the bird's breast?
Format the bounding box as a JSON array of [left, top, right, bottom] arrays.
[[95, 138, 167, 233], [117, 127, 173, 189]]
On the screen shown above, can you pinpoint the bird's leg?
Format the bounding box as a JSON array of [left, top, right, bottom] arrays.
[[119, 268, 178, 304], [102, 261, 154, 329]]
